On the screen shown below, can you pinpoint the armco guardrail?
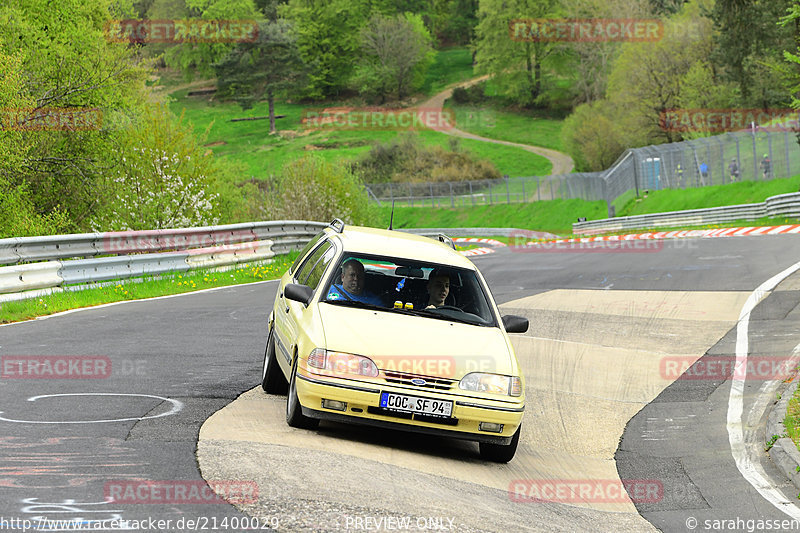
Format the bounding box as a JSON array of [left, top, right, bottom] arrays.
[[573, 192, 800, 234], [0, 220, 327, 302], [0, 221, 326, 266]]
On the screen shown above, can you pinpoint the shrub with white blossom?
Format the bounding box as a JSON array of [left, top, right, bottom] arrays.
[[92, 105, 221, 230]]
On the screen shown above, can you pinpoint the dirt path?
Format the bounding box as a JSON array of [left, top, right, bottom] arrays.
[[420, 76, 575, 175]]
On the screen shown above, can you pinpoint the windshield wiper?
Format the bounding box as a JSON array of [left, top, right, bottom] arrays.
[[420, 309, 483, 326], [323, 299, 385, 312]]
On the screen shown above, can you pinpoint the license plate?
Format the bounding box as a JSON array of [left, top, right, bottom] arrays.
[[380, 392, 453, 417]]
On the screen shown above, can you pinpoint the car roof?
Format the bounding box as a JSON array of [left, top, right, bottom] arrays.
[[327, 225, 476, 270]]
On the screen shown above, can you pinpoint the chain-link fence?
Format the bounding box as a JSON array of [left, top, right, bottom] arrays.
[[364, 128, 800, 216], [364, 172, 607, 208]]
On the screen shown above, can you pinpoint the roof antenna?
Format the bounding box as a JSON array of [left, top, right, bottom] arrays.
[[388, 200, 395, 230]]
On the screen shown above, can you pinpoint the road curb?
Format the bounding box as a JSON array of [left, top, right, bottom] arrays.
[[767, 378, 800, 492]]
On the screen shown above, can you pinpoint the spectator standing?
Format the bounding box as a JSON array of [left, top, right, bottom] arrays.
[[728, 158, 740, 182], [760, 154, 772, 179]]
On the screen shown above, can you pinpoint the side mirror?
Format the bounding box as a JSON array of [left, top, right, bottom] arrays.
[[284, 283, 314, 306], [502, 315, 529, 334]]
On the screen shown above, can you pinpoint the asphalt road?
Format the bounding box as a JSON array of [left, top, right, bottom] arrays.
[[1, 234, 800, 532]]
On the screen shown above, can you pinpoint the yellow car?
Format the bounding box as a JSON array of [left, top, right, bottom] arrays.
[[261, 219, 528, 462]]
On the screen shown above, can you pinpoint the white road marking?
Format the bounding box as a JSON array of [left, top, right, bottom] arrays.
[[727, 260, 800, 518], [0, 393, 183, 424]]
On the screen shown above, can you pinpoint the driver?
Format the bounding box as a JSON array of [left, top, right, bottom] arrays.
[[327, 259, 384, 306], [425, 269, 452, 309]]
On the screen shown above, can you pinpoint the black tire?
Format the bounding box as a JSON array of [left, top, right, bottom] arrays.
[[286, 355, 320, 429], [261, 328, 288, 394], [479, 424, 521, 463]]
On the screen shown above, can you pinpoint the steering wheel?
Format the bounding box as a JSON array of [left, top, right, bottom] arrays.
[[430, 305, 462, 312]]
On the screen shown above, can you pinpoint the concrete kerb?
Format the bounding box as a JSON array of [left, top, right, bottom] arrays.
[[767, 378, 800, 491]]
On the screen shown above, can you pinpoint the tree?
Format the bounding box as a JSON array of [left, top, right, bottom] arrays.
[[0, 51, 69, 237], [280, 0, 373, 99], [0, 0, 151, 228], [428, 0, 479, 46], [559, 0, 651, 105], [474, 0, 563, 106], [91, 105, 221, 230], [353, 13, 435, 101], [606, 0, 718, 144], [161, 0, 261, 79], [711, 0, 794, 106], [561, 100, 626, 171], [215, 20, 306, 134]]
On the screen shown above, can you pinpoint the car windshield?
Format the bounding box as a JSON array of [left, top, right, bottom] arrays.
[[321, 254, 497, 327]]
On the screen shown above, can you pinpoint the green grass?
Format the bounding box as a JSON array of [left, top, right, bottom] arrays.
[[377, 173, 800, 235], [785, 382, 800, 450], [0, 253, 298, 325], [419, 47, 475, 95], [168, 90, 551, 180], [378, 200, 607, 235], [617, 175, 800, 217], [445, 103, 567, 152]]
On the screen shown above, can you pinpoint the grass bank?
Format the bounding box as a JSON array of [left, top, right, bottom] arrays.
[[445, 103, 567, 153], [0, 253, 298, 325], [377, 199, 607, 235], [377, 174, 800, 235], [618, 175, 800, 216]]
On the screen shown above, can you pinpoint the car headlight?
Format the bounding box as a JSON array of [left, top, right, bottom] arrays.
[[307, 348, 379, 378], [459, 372, 522, 397]]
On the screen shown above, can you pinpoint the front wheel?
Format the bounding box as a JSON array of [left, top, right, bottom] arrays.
[[286, 356, 320, 429], [261, 328, 288, 394], [479, 424, 521, 463]]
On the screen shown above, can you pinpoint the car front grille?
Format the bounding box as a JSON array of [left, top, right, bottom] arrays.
[[367, 406, 459, 426], [381, 370, 457, 391]]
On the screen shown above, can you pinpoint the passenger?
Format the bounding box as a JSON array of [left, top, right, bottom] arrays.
[[425, 269, 452, 309], [327, 259, 384, 306]]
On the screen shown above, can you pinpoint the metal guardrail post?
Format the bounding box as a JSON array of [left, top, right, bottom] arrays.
[[786, 130, 792, 179], [751, 128, 759, 180]]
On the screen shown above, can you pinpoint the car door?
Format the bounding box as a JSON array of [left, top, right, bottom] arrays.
[[274, 240, 336, 371]]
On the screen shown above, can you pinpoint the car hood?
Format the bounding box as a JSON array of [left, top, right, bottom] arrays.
[[318, 304, 515, 377]]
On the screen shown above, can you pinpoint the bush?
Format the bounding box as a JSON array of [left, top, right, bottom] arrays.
[[351, 133, 499, 183], [0, 179, 69, 238], [267, 156, 375, 226], [91, 105, 222, 231], [451, 82, 487, 104], [561, 100, 626, 172]]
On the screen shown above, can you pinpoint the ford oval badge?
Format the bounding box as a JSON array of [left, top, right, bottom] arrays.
[[411, 378, 427, 386]]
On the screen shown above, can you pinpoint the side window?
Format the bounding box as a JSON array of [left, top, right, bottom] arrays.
[[291, 231, 325, 275], [295, 241, 335, 291], [304, 244, 336, 290]]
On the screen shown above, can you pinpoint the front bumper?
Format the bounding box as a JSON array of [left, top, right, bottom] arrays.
[[296, 371, 524, 444]]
